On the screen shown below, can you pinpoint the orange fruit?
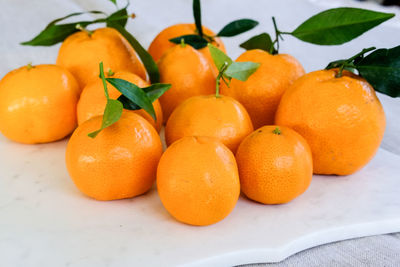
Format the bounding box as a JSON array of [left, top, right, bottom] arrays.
[[0, 64, 79, 144], [236, 125, 313, 204], [157, 136, 240, 226], [148, 23, 225, 65], [165, 95, 254, 153], [158, 44, 215, 121], [77, 71, 163, 131], [57, 27, 147, 91], [66, 112, 163, 201], [275, 69, 386, 175], [221, 49, 305, 129]]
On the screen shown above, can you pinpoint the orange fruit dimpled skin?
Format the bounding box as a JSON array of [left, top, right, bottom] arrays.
[[275, 69, 386, 175], [0, 64, 79, 144], [77, 71, 163, 131], [158, 44, 215, 121], [57, 27, 147, 91], [236, 125, 313, 204], [157, 136, 240, 226], [165, 95, 254, 153], [65, 112, 163, 201], [148, 23, 225, 63], [221, 49, 305, 129]]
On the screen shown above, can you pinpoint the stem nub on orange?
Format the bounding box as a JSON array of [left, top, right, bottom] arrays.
[[157, 136, 240, 226], [57, 27, 147, 91], [0, 64, 79, 144], [165, 95, 254, 153], [275, 69, 386, 175], [66, 112, 163, 201], [220, 49, 305, 129], [236, 125, 313, 204]]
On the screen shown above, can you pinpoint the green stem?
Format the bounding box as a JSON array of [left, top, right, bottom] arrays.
[[272, 127, 281, 135], [76, 24, 93, 36], [272, 17, 280, 54], [180, 38, 186, 48], [99, 62, 110, 99], [216, 62, 229, 98], [26, 62, 34, 70], [336, 47, 376, 78]]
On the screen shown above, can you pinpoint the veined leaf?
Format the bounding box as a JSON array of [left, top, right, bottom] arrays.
[[106, 7, 128, 28], [225, 61, 260, 81], [239, 33, 276, 54], [88, 99, 123, 138], [142, 83, 172, 102], [217, 19, 259, 37]]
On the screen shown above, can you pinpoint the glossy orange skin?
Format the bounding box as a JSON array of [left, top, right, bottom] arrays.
[[77, 71, 163, 132], [158, 45, 215, 121], [220, 49, 305, 129], [275, 69, 386, 175], [165, 95, 254, 153], [0, 64, 79, 144], [148, 23, 225, 66], [66, 112, 163, 201], [236, 125, 313, 204], [57, 27, 147, 91], [157, 136, 240, 226]]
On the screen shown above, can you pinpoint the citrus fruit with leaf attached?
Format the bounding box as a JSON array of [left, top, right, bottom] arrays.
[[275, 69, 386, 175], [57, 27, 147, 91], [158, 44, 215, 121], [165, 95, 253, 153], [148, 23, 225, 65], [220, 49, 305, 129], [0, 64, 79, 144], [77, 70, 163, 131], [157, 136, 240, 226], [236, 125, 313, 204], [66, 111, 163, 201]]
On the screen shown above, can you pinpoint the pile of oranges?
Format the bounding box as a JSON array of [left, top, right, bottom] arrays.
[[0, 9, 386, 226]]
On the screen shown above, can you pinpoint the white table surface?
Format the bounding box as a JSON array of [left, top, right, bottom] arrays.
[[1, 0, 400, 266]]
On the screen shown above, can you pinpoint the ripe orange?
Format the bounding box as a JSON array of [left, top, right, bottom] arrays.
[[66, 112, 163, 201], [157, 136, 240, 226], [220, 49, 305, 129], [57, 27, 147, 91], [148, 23, 225, 65], [0, 64, 79, 144], [77, 70, 163, 131], [165, 95, 254, 153], [275, 69, 386, 175], [236, 125, 313, 204], [158, 44, 215, 121]]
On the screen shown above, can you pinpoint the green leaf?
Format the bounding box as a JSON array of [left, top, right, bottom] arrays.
[[193, 0, 203, 37], [291, 7, 395, 45], [224, 61, 260, 81], [217, 19, 259, 37], [106, 7, 128, 28], [169, 34, 209, 49], [109, 0, 117, 5], [356, 45, 400, 97], [142, 83, 172, 102], [21, 11, 104, 46], [88, 99, 123, 138], [106, 78, 156, 120], [208, 43, 233, 71], [109, 23, 160, 83], [239, 33, 276, 54]]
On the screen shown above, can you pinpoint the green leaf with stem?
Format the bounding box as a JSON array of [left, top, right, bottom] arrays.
[[291, 7, 395, 45], [88, 62, 123, 138], [217, 19, 259, 37], [193, 0, 203, 37], [169, 34, 209, 49], [239, 33, 277, 54], [208, 43, 233, 71], [106, 78, 156, 120], [225, 61, 260, 81]]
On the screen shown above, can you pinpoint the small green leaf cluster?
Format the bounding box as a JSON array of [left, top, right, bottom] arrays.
[[88, 63, 171, 138], [169, 0, 259, 49]]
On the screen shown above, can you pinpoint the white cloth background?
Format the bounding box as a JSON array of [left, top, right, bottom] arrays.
[[1, 0, 399, 265]]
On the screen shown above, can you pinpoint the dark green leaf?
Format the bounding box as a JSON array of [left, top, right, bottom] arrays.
[[110, 24, 160, 83], [117, 95, 140, 110], [217, 19, 259, 37], [88, 99, 123, 138], [239, 33, 276, 54], [193, 0, 203, 36], [109, 0, 117, 5], [169, 34, 209, 49], [106, 7, 128, 28], [106, 78, 156, 120], [208, 43, 233, 71], [142, 83, 172, 102], [356, 45, 400, 97], [291, 7, 395, 45], [225, 61, 260, 81]]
